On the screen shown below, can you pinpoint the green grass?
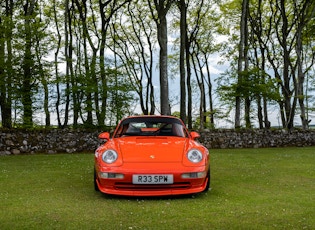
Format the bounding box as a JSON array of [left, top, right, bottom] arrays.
[[0, 147, 314, 229]]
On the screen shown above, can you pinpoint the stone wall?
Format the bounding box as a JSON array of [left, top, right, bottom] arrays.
[[0, 129, 101, 155], [199, 129, 315, 149], [1, 129, 315, 155]]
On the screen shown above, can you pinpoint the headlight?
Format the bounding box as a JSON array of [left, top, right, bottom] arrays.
[[187, 149, 203, 163], [102, 150, 118, 163]]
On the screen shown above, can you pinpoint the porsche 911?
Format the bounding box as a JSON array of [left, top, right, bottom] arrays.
[[94, 115, 210, 196]]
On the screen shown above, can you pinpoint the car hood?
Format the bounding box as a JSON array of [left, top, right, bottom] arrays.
[[116, 136, 187, 163]]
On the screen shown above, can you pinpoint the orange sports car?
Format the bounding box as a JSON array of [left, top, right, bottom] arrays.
[[94, 115, 210, 196]]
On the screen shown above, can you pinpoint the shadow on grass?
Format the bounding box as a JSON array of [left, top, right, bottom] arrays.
[[94, 187, 213, 201]]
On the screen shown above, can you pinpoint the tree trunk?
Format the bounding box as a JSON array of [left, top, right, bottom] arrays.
[[204, 53, 214, 127], [245, 98, 251, 128], [62, 0, 72, 128], [0, 0, 13, 128], [22, 0, 36, 128], [186, 38, 192, 129], [236, 0, 249, 128], [149, 0, 174, 115], [158, 15, 170, 115], [295, 1, 315, 130], [178, 0, 186, 123]]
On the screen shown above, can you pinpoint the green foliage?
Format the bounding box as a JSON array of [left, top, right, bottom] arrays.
[[1, 0, 315, 129], [171, 111, 181, 118], [193, 111, 217, 130], [217, 67, 281, 103], [106, 67, 136, 125]]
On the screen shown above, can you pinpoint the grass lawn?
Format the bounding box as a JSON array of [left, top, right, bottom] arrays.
[[0, 147, 314, 229]]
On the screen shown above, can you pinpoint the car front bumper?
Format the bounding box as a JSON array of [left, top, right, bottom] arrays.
[[95, 163, 209, 196]]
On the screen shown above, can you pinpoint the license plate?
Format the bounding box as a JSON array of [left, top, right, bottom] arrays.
[[132, 174, 173, 184]]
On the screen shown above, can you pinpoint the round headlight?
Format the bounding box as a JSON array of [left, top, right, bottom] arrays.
[[102, 150, 118, 163], [187, 149, 203, 163]]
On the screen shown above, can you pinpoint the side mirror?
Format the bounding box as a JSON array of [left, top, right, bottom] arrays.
[[98, 132, 110, 140], [190, 131, 200, 140]]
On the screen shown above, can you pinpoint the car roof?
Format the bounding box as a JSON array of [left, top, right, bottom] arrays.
[[119, 115, 184, 125]]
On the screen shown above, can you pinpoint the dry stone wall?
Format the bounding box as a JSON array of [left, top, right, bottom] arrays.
[[0, 129, 102, 155], [1, 129, 315, 155], [199, 129, 315, 149]]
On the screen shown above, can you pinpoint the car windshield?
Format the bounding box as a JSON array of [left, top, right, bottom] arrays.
[[114, 117, 187, 138]]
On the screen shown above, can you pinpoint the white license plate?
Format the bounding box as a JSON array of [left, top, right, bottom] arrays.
[[132, 174, 173, 184]]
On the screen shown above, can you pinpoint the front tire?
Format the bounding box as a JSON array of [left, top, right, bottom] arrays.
[[203, 170, 210, 192], [94, 169, 100, 192]]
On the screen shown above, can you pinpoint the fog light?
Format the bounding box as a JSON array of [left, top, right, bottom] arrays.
[[181, 172, 207, 179], [99, 172, 124, 179]]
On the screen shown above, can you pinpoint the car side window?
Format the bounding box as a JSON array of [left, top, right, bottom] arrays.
[[126, 123, 141, 134], [172, 123, 186, 137]]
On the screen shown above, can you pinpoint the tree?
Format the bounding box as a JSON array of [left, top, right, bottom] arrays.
[[173, 0, 216, 129], [148, 0, 175, 115], [294, 1, 315, 129], [98, 0, 131, 126], [177, 0, 187, 123], [190, 1, 219, 129], [263, 0, 315, 130], [248, 0, 272, 128], [110, 1, 156, 115], [235, 0, 249, 128], [55, 0, 72, 128], [74, 0, 99, 126], [0, 0, 13, 128], [34, 8, 53, 127], [2, 0, 315, 130], [21, 0, 37, 127]]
